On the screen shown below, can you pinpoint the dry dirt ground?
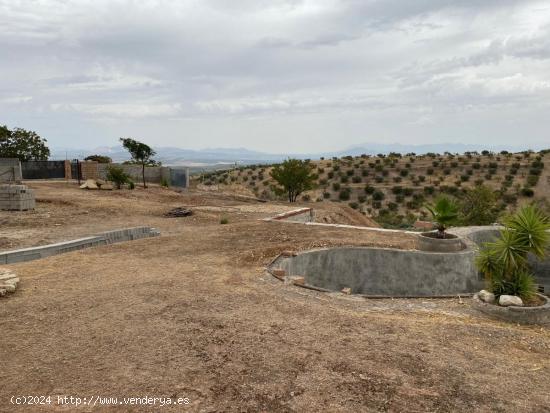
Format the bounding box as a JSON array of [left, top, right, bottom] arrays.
[[1, 182, 549, 412]]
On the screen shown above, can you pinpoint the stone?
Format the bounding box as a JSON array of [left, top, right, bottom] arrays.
[[100, 183, 114, 190], [341, 287, 352, 295], [0, 283, 16, 293], [80, 179, 98, 190], [284, 276, 305, 286], [280, 250, 297, 257], [271, 269, 286, 277], [0, 288, 6, 297], [0, 272, 17, 281], [478, 290, 496, 304], [95, 179, 106, 186], [499, 295, 523, 307]]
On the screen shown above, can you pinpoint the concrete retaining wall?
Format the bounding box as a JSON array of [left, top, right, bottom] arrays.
[[271, 247, 482, 297], [0, 158, 22, 183], [0, 227, 160, 264]]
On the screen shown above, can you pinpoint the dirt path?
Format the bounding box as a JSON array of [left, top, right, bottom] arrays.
[[1, 184, 549, 412]]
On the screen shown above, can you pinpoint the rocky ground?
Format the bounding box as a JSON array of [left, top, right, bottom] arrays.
[[1, 181, 549, 412]]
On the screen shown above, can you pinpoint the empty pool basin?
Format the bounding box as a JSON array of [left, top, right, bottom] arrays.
[[270, 246, 483, 297]]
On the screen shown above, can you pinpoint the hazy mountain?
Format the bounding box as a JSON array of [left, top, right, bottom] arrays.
[[50, 142, 546, 167]]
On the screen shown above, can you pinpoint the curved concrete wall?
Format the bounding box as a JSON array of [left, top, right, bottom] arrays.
[[272, 247, 483, 297]]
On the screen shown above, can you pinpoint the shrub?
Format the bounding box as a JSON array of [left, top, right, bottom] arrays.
[[521, 187, 534, 197], [364, 185, 375, 194], [323, 191, 330, 199], [348, 202, 359, 209], [423, 186, 435, 195], [128, 180, 135, 190], [526, 175, 539, 186], [459, 185, 498, 225], [220, 216, 229, 224], [372, 190, 385, 201], [358, 195, 366, 203], [339, 189, 351, 201], [352, 176, 362, 183], [426, 168, 434, 175], [476, 205, 549, 299], [392, 186, 403, 194], [106, 166, 131, 189], [400, 169, 409, 177]]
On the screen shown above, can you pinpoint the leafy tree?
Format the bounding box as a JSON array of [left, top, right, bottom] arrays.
[[0, 125, 50, 161], [459, 185, 498, 225], [120, 138, 158, 188], [270, 158, 315, 202], [84, 154, 112, 163], [425, 195, 459, 238]]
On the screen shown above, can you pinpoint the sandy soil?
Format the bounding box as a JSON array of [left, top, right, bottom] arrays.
[[1, 182, 549, 412]]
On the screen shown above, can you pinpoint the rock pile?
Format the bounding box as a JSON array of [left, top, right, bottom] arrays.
[[164, 207, 193, 218], [80, 179, 114, 190], [0, 269, 19, 297]]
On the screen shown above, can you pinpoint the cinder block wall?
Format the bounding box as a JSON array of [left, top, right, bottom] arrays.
[[0, 158, 22, 183], [0, 184, 35, 211], [80, 161, 99, 180]]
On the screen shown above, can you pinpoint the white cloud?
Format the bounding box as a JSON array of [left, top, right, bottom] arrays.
[[0, 0, 549, 151]]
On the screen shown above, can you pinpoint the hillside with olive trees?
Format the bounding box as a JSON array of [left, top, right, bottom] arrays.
[[194, 149, 550, 228]]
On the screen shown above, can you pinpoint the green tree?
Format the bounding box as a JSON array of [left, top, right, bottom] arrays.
[[119, 138, 158, 188], [425, 195, 459, 238], [459, 185, 498, 225], [84, 154, 112, 163], [270, 159, 315, 202], [0, 125, 50, 161]]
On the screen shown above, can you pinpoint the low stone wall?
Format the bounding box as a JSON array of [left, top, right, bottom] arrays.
[[0, 158, 22, 183], [0, 227, 160, 264], [472, 293, 550, 325], [270, 246, 482, 297]]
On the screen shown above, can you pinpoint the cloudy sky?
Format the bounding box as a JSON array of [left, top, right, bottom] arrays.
[[1, 0, 549, 153]]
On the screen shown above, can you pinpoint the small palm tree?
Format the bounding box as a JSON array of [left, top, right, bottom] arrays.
[[476, 205, 550, 299], [425, 196, 459, 238]]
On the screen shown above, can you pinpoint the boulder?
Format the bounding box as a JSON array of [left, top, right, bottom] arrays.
[[271, 269, 286, 277], [96, 179, 106, 186], [341, 287, 352, 295], [0, 283, 16, 293], [79, 179, 98, 190], [100, 183, 114, 190], [499, 295, 523, 307], [478, 290, 496, 304]]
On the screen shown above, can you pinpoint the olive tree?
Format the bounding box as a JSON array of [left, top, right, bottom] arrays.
[[270, 158, 315, 202]]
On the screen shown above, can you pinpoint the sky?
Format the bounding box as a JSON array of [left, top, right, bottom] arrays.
[[1, 0, 549, 153]]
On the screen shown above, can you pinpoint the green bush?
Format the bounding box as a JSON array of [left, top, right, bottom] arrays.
[[220, 216, 229, 224], [476, 205, 549, 299], [106, 166, 131, 189], [459, 185, 498, 225], [372, 190, 385, 201]]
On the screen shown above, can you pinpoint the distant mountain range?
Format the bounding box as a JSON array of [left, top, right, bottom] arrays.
[[50, 142, 547, 167]]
